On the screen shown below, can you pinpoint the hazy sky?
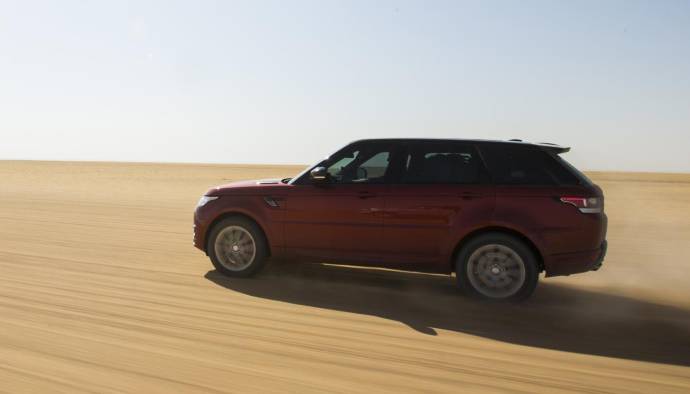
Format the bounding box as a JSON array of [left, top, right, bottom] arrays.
[[1, 0, 689, 171]]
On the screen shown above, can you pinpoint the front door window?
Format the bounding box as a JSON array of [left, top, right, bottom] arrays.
[[325, 145, 393, 184]]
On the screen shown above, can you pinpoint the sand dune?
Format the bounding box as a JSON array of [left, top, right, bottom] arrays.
[[1, 161, 689, 393]]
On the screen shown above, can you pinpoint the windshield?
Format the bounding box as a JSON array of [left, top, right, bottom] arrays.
[[288, 144, 351, 185]]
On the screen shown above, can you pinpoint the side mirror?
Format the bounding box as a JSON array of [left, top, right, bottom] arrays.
[[309, 166, 329, 183]]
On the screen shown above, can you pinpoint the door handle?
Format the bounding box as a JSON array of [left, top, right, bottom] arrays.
[[458, 192, 483, 200], [357, 191, 376, 199]]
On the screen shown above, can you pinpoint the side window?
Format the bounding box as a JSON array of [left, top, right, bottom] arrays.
[[327, 150, 359, 178], [358, 151, 390, 180], [480, 145, 580, 185], [325, 144, 394, 184], [402, 143, 481, 184]]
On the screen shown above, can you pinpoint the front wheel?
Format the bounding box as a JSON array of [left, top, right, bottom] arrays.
[[207, 217, 268, 277], [455, 233, 539, 301]]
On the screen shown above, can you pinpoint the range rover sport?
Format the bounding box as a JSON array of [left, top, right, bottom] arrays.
[[194, 139, 607, 301]]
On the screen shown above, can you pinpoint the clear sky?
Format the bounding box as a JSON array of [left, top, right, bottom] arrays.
[[1, 0, 689, 172]]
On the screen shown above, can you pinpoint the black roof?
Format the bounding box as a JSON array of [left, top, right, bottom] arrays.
[[349, 138, 570, 154]]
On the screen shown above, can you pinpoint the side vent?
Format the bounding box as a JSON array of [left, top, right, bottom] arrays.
[[263, 196, 282, 208]]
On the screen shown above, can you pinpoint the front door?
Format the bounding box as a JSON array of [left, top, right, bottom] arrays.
[[284, 142, 401, 262]]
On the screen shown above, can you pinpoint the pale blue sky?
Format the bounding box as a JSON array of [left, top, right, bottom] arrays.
[[1, 0, 689, 171]]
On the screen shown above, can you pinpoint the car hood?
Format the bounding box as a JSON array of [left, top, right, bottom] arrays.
[[205, 179, 289, 196]]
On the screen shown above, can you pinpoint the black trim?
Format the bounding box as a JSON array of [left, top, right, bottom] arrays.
[[292, 138, 574, 186]]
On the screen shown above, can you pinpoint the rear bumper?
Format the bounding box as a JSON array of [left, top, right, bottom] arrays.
[[544, 240, 607, 277], [590, 240, 607, 271]]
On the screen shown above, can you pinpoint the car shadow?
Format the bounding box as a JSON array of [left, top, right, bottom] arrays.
[[204, 262, 690, 366]]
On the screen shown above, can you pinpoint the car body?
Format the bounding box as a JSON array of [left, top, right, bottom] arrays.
[[194, 138, 607, 300]]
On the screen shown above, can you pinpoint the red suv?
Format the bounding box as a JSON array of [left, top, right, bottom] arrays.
[[194, 139, 607, 301]]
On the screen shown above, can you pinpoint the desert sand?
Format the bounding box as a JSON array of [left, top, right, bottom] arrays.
[[1, 161, 689, 393]]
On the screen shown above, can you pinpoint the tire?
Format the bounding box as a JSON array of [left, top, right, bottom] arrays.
[[455, 233, 539, 302], [207, 216, 269, 278]]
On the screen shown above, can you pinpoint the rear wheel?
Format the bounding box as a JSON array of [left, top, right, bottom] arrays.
[[207, 217, 268, 277], [455, 233, 539, 301]]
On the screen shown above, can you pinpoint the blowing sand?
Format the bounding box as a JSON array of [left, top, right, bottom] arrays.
[[0, 161, 689, 393]]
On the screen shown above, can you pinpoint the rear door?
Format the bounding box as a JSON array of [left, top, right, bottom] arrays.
[[381, 141, 494, 269]]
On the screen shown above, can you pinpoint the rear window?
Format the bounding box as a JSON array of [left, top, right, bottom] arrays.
[[479, 145, 581, 185], [555, 154, 593, 185]]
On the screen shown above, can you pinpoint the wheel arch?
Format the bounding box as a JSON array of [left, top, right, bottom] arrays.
[[450, 226, 544, 272], [205, 211, 271, 256]]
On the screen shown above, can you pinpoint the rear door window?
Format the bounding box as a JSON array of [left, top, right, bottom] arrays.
[[401, 142, 483, 184], [479, 145, 581, 185]]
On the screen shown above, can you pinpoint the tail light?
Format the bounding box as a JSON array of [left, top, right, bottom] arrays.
[[560, 196, 602, 214]]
